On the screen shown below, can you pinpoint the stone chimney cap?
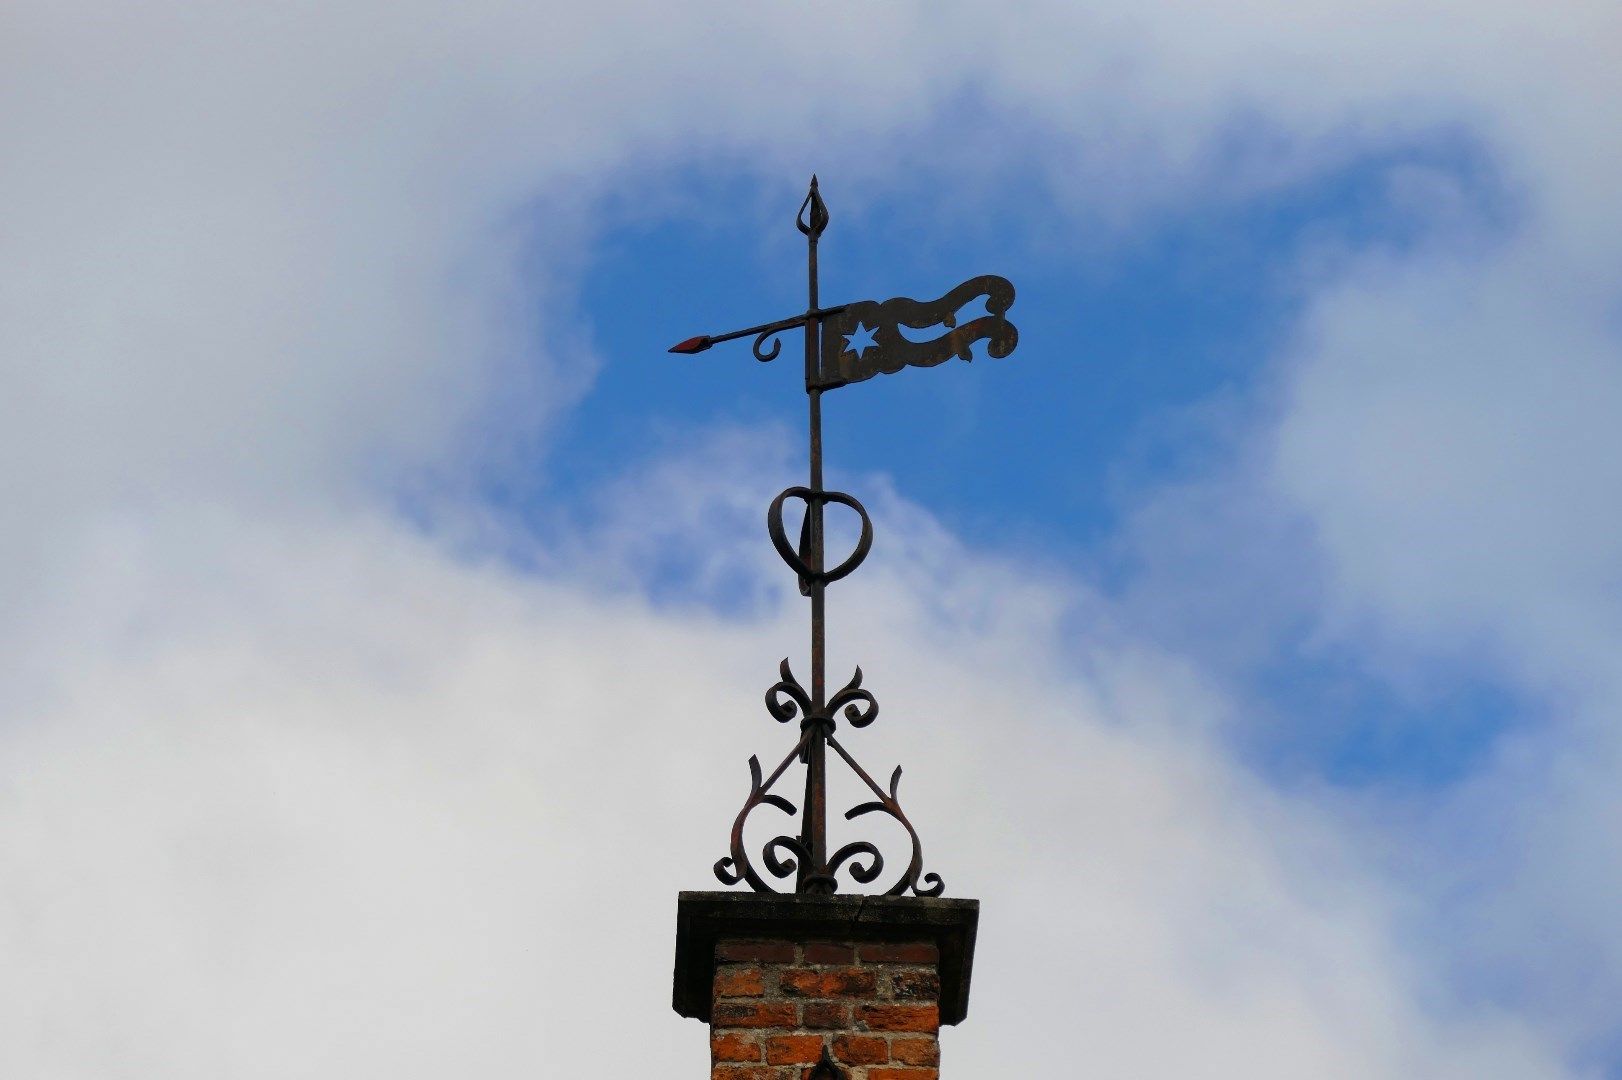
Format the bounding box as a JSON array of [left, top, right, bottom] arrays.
[[672, 891, 980, 1026]]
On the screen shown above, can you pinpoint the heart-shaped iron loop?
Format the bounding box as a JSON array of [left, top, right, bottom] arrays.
[[767, 486, 873, 589]]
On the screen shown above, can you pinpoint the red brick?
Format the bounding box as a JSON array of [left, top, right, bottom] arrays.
[[804, 942, 856, 964], [712, 1067, 771, 1080], [714, 968, 766, 998], [858, 942, 938, 964], [869, 1069, 938, 1080], [858, 1004, 939, 1032], [717, 940, 797, 964], [888, 970, 939, 1001], [713, 1001, 797, 1028], [780, 968, 878, 998], [765, 1035, 824, 1065], [823, 969, 875, 996], [778, 969, 820, 997], [889, 1038, 939, 1066], [799, 1002, 850, 1029], [831, 1034, 888, 1065], [712, 1033, 764, 1063]]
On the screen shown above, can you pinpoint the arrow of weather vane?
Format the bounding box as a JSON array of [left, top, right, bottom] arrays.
[[668, 178, 1019, 897]]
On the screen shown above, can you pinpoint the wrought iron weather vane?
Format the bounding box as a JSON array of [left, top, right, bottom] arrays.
[[670, 178, 1018, 897]]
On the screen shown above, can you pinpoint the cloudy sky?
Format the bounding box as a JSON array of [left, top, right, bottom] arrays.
[[4, 1, 1621, 1076]]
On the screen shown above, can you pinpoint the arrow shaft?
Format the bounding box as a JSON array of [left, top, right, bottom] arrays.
[[672, 305, 848, 356]]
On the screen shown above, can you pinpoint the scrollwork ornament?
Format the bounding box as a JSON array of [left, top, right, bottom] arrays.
[[763, 834, 810, 880], [765, 659, 812, 724], [826, 840, 883, 885], [830, 737, 945, 898], [827, 666, 878, 728], [713, 741, 805, 894], [716, 659, 947, 896], [752, 329, 783, 362]]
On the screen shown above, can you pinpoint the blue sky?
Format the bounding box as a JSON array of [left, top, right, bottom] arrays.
[[4, 3, 1621, 1077], [551, 142, 1522, 791]]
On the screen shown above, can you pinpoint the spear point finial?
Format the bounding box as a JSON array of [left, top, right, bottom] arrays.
[[798, 177, 829, 238]]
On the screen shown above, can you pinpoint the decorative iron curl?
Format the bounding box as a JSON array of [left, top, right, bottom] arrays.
[[828, 735, 945, 898], [826, 840, 883, 884], [752, 329, 784, 362], [768, 660, 873, 730], [827, 667, 878, 728], [713, 738, 808, 894], [763, 834, 811, 880], [765, 658, 812, 724]]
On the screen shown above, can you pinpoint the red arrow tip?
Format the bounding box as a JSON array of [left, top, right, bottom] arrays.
[[668, 335, 711, 354]]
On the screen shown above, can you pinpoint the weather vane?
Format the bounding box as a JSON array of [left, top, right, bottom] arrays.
[[670, 177, 1018, 896]]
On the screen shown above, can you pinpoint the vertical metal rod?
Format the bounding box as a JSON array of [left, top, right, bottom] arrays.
[[800, 177, 828, 892]]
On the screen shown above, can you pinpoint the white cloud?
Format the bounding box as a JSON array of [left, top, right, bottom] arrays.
[[0, 465, 1571, 1076], [1262, 207, 1622, 1060]]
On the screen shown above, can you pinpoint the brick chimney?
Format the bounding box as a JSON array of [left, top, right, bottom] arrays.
[[674, 892, 978, 1079]]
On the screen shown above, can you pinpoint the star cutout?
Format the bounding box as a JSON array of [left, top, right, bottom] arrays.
[[843, 321, 879, 359]]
